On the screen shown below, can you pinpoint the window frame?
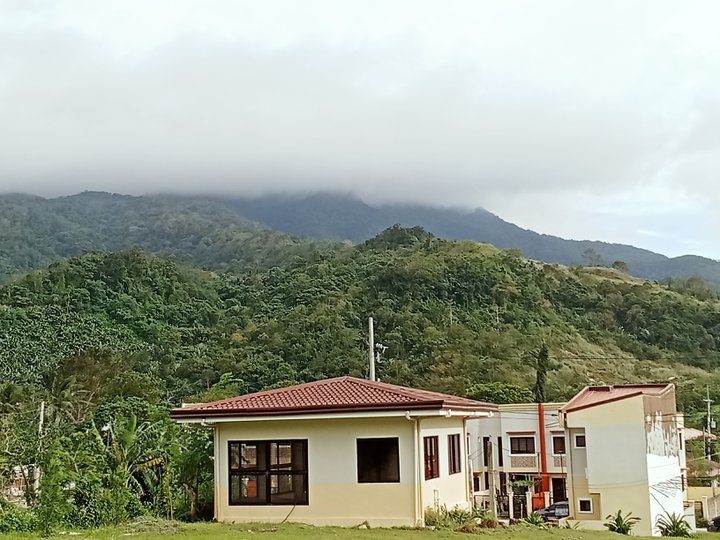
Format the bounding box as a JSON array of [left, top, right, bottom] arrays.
[[552, 435, 566, 455], [509, 436, 536, 455], [424, 435, 440, 480], [448, 433, 462, 475], [575, 434, 587, 448], [228, 440, 308, 506], [356, 437, 400, 484], [578, 497, 593, 513]]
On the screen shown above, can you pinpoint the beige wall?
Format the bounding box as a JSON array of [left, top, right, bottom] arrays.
[[215, 416, 418, 527], [564, 393, 683, 537]]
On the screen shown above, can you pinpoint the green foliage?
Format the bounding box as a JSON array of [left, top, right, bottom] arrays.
[[656, 513, 692, 537], [466, 382, 534, 404], [604, 510, 641, 535], [524, 512, 548, 528], [423, 505, 476, 529], [0, 505, 39, 533]]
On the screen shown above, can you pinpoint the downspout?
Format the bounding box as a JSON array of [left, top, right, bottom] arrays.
[[463, 417, 470, 507], [406, 412, 423, 526], [538, 403, 550, 494], [213, 424, 220, 520]]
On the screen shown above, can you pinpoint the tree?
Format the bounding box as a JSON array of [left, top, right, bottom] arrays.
[[466, 382, 534, 404], [582, 248, 603, 266], [611, 260, 629, 273], [534, 343, 551, 403]]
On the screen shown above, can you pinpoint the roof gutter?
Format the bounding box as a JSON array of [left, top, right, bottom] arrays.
[[174, 408, 494, 424]]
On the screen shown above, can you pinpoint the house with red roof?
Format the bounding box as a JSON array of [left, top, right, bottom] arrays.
[[171, 376, 496, 527], [559, 384, 688, 536]]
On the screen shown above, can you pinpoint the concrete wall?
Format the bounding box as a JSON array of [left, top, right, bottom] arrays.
[[418, 417, 469, 511], [213, 414, 472, 527], [564, 392, 685, 537], [215, 416, 418, 527]]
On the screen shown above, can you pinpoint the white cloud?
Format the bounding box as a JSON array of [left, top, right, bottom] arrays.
[[1, 0, 719, 257]]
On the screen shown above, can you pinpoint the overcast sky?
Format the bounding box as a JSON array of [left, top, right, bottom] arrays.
[[1, 1, 719, 259]]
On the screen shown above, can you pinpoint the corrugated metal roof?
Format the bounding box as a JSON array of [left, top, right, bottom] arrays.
[[171, 376, 497, 419], [560, 384, 673, 413]]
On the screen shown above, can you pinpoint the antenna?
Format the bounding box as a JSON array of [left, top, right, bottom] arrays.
[[368, 317, 376, 381]]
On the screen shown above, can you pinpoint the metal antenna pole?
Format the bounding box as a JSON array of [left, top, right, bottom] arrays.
[[368, 317, 376, 381]]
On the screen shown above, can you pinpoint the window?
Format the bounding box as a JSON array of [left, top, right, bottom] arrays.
[[578, 498, 593, 513], [509, 436, 535, 455], [552, 436, 566, 455], [448, 434, 462, 474], [482, 436, 490, 466], [228, 440, 308, 506], [424, 436, 439, 480], [497, 437, 504, 467], [356, 438, 400, 483], [575, 434, 587, 448]]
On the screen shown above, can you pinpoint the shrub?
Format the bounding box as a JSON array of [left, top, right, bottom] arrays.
[[605, 510, 641, 535], [656, 513, 692, 537], [424, 505, 475, 529], [524, 512, 547, 528], [0, 506, 39, 533]]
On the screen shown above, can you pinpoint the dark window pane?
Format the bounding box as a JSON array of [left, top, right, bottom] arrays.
[[230, 474, 267, 504], [424, 436, 439, 480], [576, 435, 586, 448], [448, 434, 461, 474], [230, 443, 241, 470], [579, 499, 592, 512], [270, 473, 307, 505], [240, 442, 266, 470], [553, 436, 566, 455], [510, 437, 535, 455], [357, 438, 400, 483]]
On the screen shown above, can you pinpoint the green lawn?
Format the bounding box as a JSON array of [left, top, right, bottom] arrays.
[[0, 521, 659, 540]]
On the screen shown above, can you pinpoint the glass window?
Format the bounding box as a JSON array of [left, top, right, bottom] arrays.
[[552, 436, 566, 455], [448, 434, 462, 475], [575, 434, 586, 448], [424, 436, 439, 480], [578, 498, 592, 513], [228, 440, 308, 505], [509, 436, 536, 455], [356, 438, 400, 483]]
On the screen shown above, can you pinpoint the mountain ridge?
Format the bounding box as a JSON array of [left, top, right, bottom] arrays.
[[1, 190, 718, 287]]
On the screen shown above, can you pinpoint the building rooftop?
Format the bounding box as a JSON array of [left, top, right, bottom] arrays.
[[171, 376, 497, 419], [560, 384, 674, 413]]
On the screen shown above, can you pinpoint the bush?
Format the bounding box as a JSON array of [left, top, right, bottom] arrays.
[[656, 513, 692, 537], [604, 510, 641, 534], [524, 512, 547, 528], [424, 505, 476, 529], [0, 505, 39, 533]]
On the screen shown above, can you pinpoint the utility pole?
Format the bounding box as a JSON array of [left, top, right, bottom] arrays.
[[706, 386, 714, 460], [487, 440, 497, 519], [34, 400, 45, 493], [368, 317, 376, 381]]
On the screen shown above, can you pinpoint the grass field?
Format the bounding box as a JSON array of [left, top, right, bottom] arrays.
[[0, 521, 656, 540]]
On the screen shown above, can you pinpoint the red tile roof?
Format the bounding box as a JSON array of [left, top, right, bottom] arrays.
[[171, 376, 497, 419], [560, 384, 674, 413]]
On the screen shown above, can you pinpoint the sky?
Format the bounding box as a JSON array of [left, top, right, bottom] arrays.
[[1, 1, 719, 259]]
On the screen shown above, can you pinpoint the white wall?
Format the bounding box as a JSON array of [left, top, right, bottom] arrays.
[[418, 417, 469, 511]]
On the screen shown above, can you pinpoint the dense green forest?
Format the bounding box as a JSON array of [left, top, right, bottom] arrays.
[[2, 226, 720, 532], [2, 191, 720, 287], [0, 192, 329, 282]]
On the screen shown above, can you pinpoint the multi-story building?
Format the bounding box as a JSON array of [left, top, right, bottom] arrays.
[[468, 384, 690, 536], [467, 402, 568, 517]]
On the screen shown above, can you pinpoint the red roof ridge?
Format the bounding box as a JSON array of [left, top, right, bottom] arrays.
[[171, 376, 497, 419]]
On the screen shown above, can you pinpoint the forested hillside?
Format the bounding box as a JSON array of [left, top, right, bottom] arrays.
[[229, 193, 720, 287], [2, 227, 719, 410], [0, 192, 328, 281], [2, 191, 719, 287]]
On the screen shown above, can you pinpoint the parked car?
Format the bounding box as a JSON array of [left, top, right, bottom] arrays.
[[537, 500, 570, 521], [708, 516, 720, 531]]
